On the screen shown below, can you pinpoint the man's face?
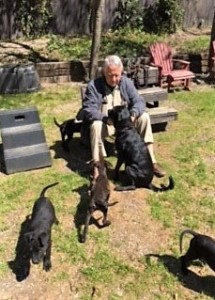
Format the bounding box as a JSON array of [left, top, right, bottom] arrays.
[[103, 65, 122, 87]]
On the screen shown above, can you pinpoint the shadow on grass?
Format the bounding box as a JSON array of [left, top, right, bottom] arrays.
[[145, 253, 215, 298], [50, 136, 116, 179], [7, 215, 31, 282], [50, 137, 92, 179]]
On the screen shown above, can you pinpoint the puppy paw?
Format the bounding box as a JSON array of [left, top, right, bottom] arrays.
[[79, 235, 86, 243], [102, 220, 111, 227], [43, 261, 52, 272]]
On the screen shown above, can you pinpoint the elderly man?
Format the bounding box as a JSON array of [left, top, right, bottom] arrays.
[[82, 55, 166, 179]]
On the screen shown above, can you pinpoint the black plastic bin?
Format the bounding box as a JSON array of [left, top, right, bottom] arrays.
[[0, 106, 52, 174], [0, 64, 41, 94]]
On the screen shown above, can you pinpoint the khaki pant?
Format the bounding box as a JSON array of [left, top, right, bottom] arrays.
[[90, 112, 153, 162]]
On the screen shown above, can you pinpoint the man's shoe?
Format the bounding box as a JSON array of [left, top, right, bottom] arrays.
[[153, 163, 166, 178]]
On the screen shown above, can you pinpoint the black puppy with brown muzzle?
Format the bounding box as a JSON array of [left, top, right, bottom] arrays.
[[108, 105, 174, 191], [180, 229, 215, 275], [80, 161, 117, 243], [25, 182, 59, 271], [54, 117, 82, 152]]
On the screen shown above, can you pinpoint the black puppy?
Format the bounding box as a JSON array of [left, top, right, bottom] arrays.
[[54, 117, 82, 151], [108, 105, 174, 191], [180, 229, 215, 274], [80, 161, 117, 243], [25, 182, 59, 271]]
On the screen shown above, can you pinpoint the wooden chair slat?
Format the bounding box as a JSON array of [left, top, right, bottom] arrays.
[[149, 42, 195, 92]]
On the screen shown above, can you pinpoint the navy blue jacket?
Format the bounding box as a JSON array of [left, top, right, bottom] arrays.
[[82, 75, 146, 123]]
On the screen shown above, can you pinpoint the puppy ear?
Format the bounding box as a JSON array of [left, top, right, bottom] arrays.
[[25, 232, 34, 244], [118, 111, 123, 122], [38, 232, 48, 247]]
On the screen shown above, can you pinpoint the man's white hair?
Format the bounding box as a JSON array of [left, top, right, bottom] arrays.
[[103, 55, 123, 69]]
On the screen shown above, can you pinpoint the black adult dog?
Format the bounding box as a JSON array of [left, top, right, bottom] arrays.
[[180, 229, 215, 275], [80, 161, 117, 243], [25, 182, 59, 271], [54, 117, 82, 151], [108, 105, 174, 191]]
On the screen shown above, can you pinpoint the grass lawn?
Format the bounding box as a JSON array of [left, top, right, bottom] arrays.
[[0, 82, 215, 299]]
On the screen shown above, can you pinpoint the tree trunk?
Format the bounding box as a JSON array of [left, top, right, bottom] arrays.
[[208, 11, 215, 77], [89, 0, 105, 80]]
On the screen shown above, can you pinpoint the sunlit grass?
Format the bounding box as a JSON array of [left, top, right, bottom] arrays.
[[0, 84, 214, 299]]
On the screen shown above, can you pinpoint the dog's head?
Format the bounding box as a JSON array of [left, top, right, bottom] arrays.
[[108, 106, 132, 128], [87, 159, 112, 180], [89, 160, 111, 192], [93, 160, 112, 177], [25, 231, 49, 264]]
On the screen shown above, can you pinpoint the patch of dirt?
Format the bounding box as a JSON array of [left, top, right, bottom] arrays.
[[108, 185, 171, 260]]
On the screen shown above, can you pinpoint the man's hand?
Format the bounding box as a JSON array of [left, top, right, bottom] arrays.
[[130, 116, 136, 123], [130, 112, 137, 125]]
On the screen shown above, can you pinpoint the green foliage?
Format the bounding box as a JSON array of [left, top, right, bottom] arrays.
[[175, 36, 210, 54], [14, 0, 53, 38], [143, 0, 183, 34], [112, 0, 183, 35], [47, 35, 92, 60], [44, 29, 210, 62], [46, 30, 163, 60], [112, 0, 144, 31]]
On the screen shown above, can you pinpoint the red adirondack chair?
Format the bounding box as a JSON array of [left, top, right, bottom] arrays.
[[149, 42, 195, 92]]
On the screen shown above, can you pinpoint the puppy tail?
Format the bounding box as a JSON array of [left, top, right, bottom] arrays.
[[40, 182, 59, 198], [160, 175, 175, 191], [107, 201, 118, 207], [53, 117, 61, 128], [179, 229, 199, 253]]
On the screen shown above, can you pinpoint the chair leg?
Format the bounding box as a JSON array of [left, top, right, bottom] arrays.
[[184, 78, 191, 91], [167, 76, 172, 92]]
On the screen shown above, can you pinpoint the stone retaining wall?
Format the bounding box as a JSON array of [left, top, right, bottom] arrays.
[[35, 53, 210, 84]]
